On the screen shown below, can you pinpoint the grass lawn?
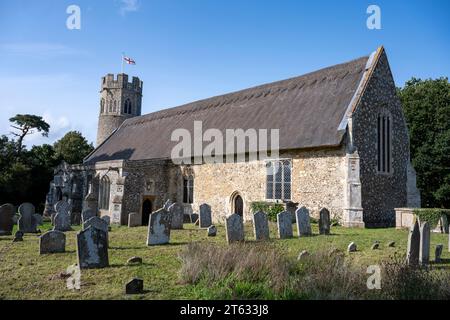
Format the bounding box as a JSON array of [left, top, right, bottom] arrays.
[[0, 221, 448, 300]]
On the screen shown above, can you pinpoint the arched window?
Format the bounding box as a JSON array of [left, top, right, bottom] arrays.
[[100, 99, 105, 113], [377, 112, 392, 173], [124, 99, 132, 114], [99, 176, 110, 210], [113, 100, 117, 112], [108, 101, 112, 113], [266, 160, 291, 200], [183, 175, 194, 204]]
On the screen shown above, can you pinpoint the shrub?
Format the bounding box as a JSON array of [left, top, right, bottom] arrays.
[[250, 201, 285, 222], [413, 208, 450, 228]]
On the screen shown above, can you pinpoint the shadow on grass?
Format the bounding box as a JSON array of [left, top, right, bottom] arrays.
[[109, 262, 157, 269]]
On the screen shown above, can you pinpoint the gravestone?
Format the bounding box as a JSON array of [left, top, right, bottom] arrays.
[[371, 242, 380, 250], [225, 213, 244, 244], [127, 256, 142, 265], [277, 211, 293, 239], [71, 212, 81, 226], [347, 242, 357, 252], [295, 206, 312, 237], [13, 230, 23, 242], [77, 226, 109, 269], [440, 215, 449, 234], [34, 214, 43, 226], [147, 209, 171, 245], [0, 203, 15, 236], [163, 199, 173, 211], [84, 216, 109, 234], [125, 278, 144, 294], [17, 203, 39, 233], [101, 216, 111, 226], [435, 244, 443, 263], [388, 241, 396, 247], [39, 230, 66, 254], [297, 250, 310, 260], [207, 225, 217, 237], [406, 220, 420, 266], [168, 203, 184, 229], [199, 203, 212, 228], [81, 209, 96, 224], [253, 211, 269, 241], [319, 208, 331, 235], [419, 222, 430, 265], [53, 203, 72, 232], [190, 213, 199, 223], [128, 212, 140, 228]]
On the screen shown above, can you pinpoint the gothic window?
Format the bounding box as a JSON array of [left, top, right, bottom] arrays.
[[100, 98, 105, 113], [377, 112, 392, 174], [183, 175, 194, 204], [99, 175, 110, 210], [113, 100, 117, 112], [108, 101, 112, 113], [266, 160, 291, 200]]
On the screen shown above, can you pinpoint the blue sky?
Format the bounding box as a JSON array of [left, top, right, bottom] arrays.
[[0, 0, 449, 146]]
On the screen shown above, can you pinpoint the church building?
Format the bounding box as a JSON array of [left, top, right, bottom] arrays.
[[44, 46, 421, 228]]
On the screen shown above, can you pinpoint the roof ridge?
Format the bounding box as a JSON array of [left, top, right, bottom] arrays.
[[121, 55, 369, 128]]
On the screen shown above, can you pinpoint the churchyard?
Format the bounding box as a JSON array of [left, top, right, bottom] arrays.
[[0, 201, 449, 300]]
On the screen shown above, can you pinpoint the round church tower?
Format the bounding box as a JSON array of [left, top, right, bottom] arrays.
[[96, 73, 143, 146]]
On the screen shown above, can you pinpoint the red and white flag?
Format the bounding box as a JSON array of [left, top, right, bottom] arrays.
[[123, 56, 136, 65]]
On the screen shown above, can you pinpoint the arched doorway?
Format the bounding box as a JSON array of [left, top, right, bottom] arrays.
[[234, 195, 244, 217], [142, 199, 152, 226]]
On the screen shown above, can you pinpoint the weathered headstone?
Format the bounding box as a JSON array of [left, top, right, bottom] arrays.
[[419, 222, 430, 265], [147, 209, 171, 245], [81, 209, 96, 224], [54, 200, 72, 217], [319, 208, 331, 235], [168, 203, 184, 229], [84, 216, 109, 234], [277, 211, 293, 239], [17, 203, 39, 233], [0, 203, 15, 236], [34, 214, 43, 226], [406, 220, 420, 266], [199, 203, 212, 228], [295, 206, 312, 237], [190, 213, 199, 223], [207, 225, 217, 237], [53, 209, 72, 232], [77, 226, 109, 269], [371, 242, 380, 250], [440, 215, 449, 234], [13, 230, 23, 242], [125, 278, 144, 294], [101, 216, 111, 226], [127, 256, 142, 265], [225, 213, 244, 244], [128, 212, 140, 227], [163, 199, 173, 211], [347, 242, 357, 252], [71, 212, 81, 226], [297, 250, 310, 260], [253, 211, 269, 241], [388, 241, 396, 247], [435, 244, 443, 263], [39, 230, 66, 254]]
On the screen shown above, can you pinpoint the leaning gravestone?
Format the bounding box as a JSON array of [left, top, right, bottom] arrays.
[[295, 206, 312, 237], [435, 244, 443, 263], [77, 226, 109, 269], [207, 225, 217, 237], [225, 213, 244, 244], [319, 208, 331, 235], [125, 278, 144, 295], [253, 211, 269, 241], [81, 209, 96, 224], [0, 203, 15, 236], [406, 220, 420, 266], [419, 222, 430, 265], [199, 203, 212, 228], [39, 230, 66, 254], [147, 209, 171, 245], [84, 216, 109, 234], [128, 212, 140, 228], [163, 199, 173, 211], [277, 211, 293, 239], [18, 203, 39, 233], [54, 200, 72, 217], [168, 203, 184, 229]]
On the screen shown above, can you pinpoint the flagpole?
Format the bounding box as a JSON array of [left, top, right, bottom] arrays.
[[121, 52, 125, 74]]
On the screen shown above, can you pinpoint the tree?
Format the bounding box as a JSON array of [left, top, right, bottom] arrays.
[[9, 114, 50, 154], [53, 131, 94, 164], [399, 77, 450, 208]]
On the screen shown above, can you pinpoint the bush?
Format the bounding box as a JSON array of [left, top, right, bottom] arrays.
[[413, 208, 450, 228], [250, 201, 285, 222], [179, 242, 450, 300]]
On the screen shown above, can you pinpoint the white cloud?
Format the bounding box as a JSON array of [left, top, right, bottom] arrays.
[[119, 0, 140, 15], [24, 112, 71, 145]]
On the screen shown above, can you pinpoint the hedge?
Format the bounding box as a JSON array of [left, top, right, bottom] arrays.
[[413, 208, 450, 228]]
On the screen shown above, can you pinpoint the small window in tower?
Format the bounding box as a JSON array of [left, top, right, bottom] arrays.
[[377, 112, 393, 174], [113, 100, 117, 112], [100, 99, 105, 113], [108, 101, 112, 113]]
